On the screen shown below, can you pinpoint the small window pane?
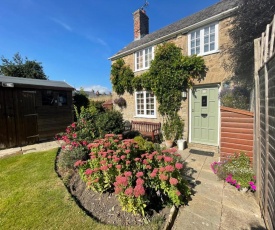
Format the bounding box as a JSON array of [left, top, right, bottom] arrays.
[[202, 96, 207, 107], [210, 43, 215, 50], [204, 45, 209, 52]]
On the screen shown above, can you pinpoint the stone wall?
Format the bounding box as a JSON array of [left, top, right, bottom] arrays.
[[111, 16, 233, 140]]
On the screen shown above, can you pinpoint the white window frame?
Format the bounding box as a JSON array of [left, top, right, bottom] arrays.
[[135, 91, 156, 118], [135, 47, 154, 71], [188, 23, 219, 56]]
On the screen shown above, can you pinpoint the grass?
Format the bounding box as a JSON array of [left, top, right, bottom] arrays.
[[0, 149, 163, 230], [0, 148, 112, 230]]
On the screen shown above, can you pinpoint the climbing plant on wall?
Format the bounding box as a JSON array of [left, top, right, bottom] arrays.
[[111, 43, 207, 140]]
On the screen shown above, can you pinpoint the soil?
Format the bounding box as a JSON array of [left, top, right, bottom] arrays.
[[60, 170, 171, 227]]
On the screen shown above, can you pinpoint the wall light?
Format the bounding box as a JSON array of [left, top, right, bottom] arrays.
[[2, 82, 14, 87], [181, 90, 187, 99]]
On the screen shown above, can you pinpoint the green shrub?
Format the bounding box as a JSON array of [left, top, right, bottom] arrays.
[[73, 92, 90, 115], [95, 110, 124, 137], [219, 86, 250, 110], [134, 136, 155, 152], [58, 146, 89, 170]]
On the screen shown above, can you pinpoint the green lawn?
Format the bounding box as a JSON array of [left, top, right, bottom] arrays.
[[0, 149, 123, 230]]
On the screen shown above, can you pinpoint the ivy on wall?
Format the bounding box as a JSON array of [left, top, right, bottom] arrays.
[[111, 43, 207, 140]]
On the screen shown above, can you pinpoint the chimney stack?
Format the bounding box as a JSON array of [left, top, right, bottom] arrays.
[[133, 9, 149, 40]]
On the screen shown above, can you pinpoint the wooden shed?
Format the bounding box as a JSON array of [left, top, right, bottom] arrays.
[[0, 75, 74, 149]]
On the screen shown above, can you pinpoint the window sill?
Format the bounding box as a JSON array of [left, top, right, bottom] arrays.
[[134, 115, 157, 119], [134, 67, 150, 73], [189, 50, 220, 57]]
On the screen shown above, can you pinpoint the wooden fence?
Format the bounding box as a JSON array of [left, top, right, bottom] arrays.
[[220, 106, 254, 162], [254, 14, 275, 230]]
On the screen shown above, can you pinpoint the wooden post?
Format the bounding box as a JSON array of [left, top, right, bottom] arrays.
[[254, 38, 261, 201], [269, 15, 275, 57]]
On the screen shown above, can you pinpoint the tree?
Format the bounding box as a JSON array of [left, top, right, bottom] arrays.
[[223, 0, 275, 88], [0, 53, 48, 79]]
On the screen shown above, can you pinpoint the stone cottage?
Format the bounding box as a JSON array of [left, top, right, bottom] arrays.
[[109, 0, 238, 147]]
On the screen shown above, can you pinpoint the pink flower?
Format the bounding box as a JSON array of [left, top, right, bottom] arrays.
[[136, 178, 144, 185], [169, 177, 178, 185], [150, 172, 157, 178], [116, 165, 122, 170], [85, 169, 93, 175], [100, 165, 108, 171], [71, 122, 76, 128], [159, 174, 168, 181], [176, 190, 181, 196], [143, 159, 148, 164], [165, 165, 175, 172], [124, 171, 132, 177], [100, 160, 107, 165], [125, 150, 131, 154], [108, 164, 113, 168], [159, 167, 165, 173], [175, 163, 183, 170], [164, 156, 173, 162], [134, 158, 140, 162], [157, 156, 163, 160], [120, 155, 126, 160], [126, 160, 131, 165], [124, 187, 134, 196], [146, 165, 152, 169], [74, 160, 83, 167], [136, 172, 144, 177], [134, 185, 145, 197], [236, 184, 241, 189]]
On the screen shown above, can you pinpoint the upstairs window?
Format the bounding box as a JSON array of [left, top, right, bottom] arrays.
[[135, 91, 156, 118], [188, 23, 218, 56], [135, 47, 154, 71]]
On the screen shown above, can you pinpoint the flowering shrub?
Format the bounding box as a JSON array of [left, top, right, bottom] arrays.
[[211, 152, 256, 191], [75, 134, 190, 216]]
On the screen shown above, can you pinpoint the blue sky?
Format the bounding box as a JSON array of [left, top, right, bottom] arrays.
[[0, 0, 219, 93]]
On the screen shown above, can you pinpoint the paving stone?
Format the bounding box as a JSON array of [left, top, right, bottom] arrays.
[[192, 178, 223, 203], [197, 169, 222, 183], [182, 194, 222, 226], [220, 205, 266, 230], [172, 209, 220, 230], [223, 186, 261, 215]]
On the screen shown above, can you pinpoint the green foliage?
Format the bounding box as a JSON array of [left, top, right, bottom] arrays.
[[147, 43, 206, 117], [219, 86, 250, 110], [211, 152, 256, 191], [57, 146, 89, 170], [162, 115, 184, 141], [133, 136, 155, 152], [224, 0, 275, 88], [0, 52, 48, 79], [95, 110, 124, 137], [76, 135, 190, 216], [73, 91, 90, 114], [111, 58, 134, 95]]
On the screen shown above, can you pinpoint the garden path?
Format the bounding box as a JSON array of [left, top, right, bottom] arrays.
[[172, 148, 266, 230]]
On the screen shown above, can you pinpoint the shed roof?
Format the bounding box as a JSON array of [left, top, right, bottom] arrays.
[[110, 0, 239, 60], [0, 75, 74, 90]]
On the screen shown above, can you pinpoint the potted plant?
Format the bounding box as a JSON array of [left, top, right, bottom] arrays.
[[162, 115, 184, 148]]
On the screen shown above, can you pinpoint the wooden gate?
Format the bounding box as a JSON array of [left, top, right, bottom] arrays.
[[0, 88, 38, 148], [254, 15, 275, 230]]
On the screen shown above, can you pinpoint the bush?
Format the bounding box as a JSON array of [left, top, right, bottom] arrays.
[[75, 134, 190, 216], [211, 152, 256, 191], [134, 136, 155, 152], [58, 145, 89, 170], [219, 86, 250, 110], [73, 92, 90, 115], [95, 110, 124, 137]]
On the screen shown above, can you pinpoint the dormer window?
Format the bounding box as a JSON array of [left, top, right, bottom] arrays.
[[188, 23, 218, 56], [135, 47, 154, 71]]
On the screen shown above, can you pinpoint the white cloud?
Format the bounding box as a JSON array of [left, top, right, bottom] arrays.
[[50, 17, 72, 31], [77, 85, 111, 94]]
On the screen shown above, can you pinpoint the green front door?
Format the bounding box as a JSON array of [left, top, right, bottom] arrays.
[[191, 86, 219, 145]]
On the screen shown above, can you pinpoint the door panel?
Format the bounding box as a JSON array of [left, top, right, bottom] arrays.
[[191, 86, 219, 145]]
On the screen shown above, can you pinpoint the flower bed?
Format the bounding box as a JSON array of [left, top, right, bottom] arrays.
[[75, 134, 190, 216], [211, 152, 256, 192]]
